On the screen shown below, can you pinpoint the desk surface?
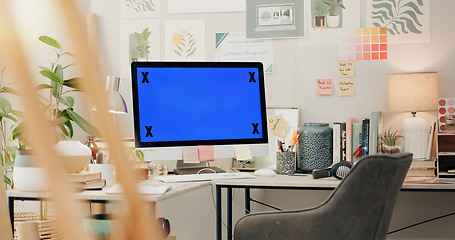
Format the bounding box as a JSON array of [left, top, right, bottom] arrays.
[[6, 180, 210, 202], [212, 174, 455, 191]]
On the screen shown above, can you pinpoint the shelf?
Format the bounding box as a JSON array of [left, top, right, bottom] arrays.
[[438, 152, 455, 156]]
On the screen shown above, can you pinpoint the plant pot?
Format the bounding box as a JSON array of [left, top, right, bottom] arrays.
[[382, 145, 401, 154], [55, 140, 91, 173], [13, 150, 48, 192], [327, 15, 340, 28], [314, 16, 325, 27]]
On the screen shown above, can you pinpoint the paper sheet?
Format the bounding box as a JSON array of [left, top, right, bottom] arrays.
[[198, 145, 215, 162], [234, 145, 252, 161], [182, 147, 200, 163]]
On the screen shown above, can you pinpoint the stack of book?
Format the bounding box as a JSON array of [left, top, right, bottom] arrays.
[[406, 159, 436, 177], [68, 171, 106, 190], [333, 112, 383, 164]]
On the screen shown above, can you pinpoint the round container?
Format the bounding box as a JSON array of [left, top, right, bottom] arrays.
[[297, 123, 333, 173], [13, 150, 48, 192], [55, 140, 91, 173]]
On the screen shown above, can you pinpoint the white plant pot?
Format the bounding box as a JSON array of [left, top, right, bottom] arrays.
[[327, 15, 340, 28], [13, 151, 48, 192]]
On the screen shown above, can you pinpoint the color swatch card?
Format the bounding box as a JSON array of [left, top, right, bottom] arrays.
[[198, 145, 215, 162], [182, 147, 200, 163], [438, 98, 455, 131], [339, 27, 388, 61]]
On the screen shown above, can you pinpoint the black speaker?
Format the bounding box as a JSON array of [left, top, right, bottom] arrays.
[[312, 161, 353, 180]]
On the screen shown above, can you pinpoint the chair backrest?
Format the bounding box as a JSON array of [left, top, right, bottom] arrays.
[[317, 153, 412, 240]]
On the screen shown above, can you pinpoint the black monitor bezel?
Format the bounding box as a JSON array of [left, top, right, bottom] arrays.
[[131, 61, 268, 148]]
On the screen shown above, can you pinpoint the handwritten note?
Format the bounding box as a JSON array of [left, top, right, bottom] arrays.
[[198, 145, 215, 162], [268, 114, 289, 137], [338, 80, 355, 96], [316, 79, 333, 95], [234, 145, 252, 161], [182, 147, 200, 163], [338, 61, 355, 78]]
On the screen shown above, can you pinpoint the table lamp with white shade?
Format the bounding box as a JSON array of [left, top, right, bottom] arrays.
[[93, 76, 128, 114], [388, 72, 438, 159]]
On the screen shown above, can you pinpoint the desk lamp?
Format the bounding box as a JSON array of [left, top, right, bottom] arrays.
[[388, 72, 438, 159], [93, 76, 128, 114]]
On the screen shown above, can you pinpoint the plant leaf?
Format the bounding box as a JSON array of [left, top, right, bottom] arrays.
[[54, 64, 64, 80], [66, 109, 97, 136], [0, 98, 12, 114], [38, 36, 61, 50], [40, 69, 62, 83]]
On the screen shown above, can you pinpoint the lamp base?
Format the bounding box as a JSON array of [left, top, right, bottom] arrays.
[[402, 116, 427, 159]]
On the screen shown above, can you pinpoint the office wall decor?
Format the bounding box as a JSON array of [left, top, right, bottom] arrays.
[[120, 20, 160, 78], [168, 0, 246, 13], [121, 0, 161, 19], [438, 98, 455, 131], [366, 0, 430, 43], [215, 32, 275, 73], [246, 0, 305, 38], [164, 20, 205, 61], [338, 27, 388, 61]]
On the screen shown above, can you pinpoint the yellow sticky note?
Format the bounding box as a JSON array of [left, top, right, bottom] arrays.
[[338, 61, 355, 78], [198, 145, 214, 162], [268, 114, 289, 137], [338, 80, 355, 96], [182, 147, 199, 163], [234, 145, 252, 161]]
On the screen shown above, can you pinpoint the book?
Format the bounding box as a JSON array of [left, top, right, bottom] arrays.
[[67, 171, 102, 182], [345, 118, 356, 163], [340, 122, 347, 161], [361, 119, 370, 157], [410, 159, 436, 169], [332, 123, 341, 164], [406, 168, 436, 177], [369, 112, 382, 155], [107, 183, 171, 195], [174, 166, 226, 175], [82, 179, 106, 190], [426, 120, 436, 160], [352, 123, 363, 163]]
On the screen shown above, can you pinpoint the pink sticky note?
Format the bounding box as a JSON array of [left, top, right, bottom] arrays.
[[317, 79, 332, 95], [199, 145, 214, 162]]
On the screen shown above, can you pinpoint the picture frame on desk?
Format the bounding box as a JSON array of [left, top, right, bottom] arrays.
[[232, 107, 300, 171]]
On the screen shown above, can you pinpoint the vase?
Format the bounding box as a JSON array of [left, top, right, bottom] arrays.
[[327, 15, 340, 28], [13, 150, 48, 191], [297, 123, 333, 173], [55, 140, 92, 173]]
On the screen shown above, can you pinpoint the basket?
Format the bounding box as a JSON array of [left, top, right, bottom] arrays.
[[13, 212, 61, 240]]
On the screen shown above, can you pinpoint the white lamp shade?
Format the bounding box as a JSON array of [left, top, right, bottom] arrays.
[[388, 72, 438, 112], [93, 76, 128, 114]]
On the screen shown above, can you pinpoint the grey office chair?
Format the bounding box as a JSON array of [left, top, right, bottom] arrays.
[[234, 153, 413, 240]]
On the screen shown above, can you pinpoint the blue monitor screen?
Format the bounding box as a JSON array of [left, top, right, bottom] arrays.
[[131, 62, 268, 148]]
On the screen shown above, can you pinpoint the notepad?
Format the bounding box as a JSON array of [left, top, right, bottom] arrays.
[[107, 183, 171, 195]]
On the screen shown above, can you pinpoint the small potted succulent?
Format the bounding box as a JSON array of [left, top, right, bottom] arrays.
[[381, 128, 403, 154]]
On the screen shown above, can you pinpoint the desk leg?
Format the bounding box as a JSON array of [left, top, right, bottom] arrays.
[[227, 187, 232, 240], [216, 185, 222, 240], [245, 187, 250, 214], [8, 197, 14, 234]]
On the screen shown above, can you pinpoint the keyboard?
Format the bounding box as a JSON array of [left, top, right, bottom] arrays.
[[157, 172, 255, 183]]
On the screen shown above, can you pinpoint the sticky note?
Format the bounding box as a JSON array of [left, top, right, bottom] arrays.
[[182, 147, 199, 163], [338, 80, 355, 96], [198, 145, 215, 162], [234, 145, 252, 161], [268, 114, 289, 137], [316, 79, 332, 95], [338, 61, 355, 78]]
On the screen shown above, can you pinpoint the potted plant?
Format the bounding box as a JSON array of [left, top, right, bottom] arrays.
[[381, 128, 403, 154], [324, 0, 345, 28], [312, 0, 328, 30], [130, 27, 151, 62], [127, 148, 150, 180]]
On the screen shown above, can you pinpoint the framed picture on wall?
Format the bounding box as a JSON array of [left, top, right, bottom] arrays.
[[246, 0, 305, 38]]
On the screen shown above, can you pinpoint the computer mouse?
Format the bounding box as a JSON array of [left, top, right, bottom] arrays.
[[254, 169, 277, 177]]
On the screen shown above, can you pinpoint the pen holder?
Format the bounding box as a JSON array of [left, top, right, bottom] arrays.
[[276, 151, 295, 175]]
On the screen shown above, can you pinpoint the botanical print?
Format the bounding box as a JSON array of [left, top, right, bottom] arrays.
[[165, 20, 205, 61], [120, 20, 160, 78], [172, 31, 197, 58], [370, 0, 423, 35], [121, 0, 160, 19], [366, 0, 430, 43]]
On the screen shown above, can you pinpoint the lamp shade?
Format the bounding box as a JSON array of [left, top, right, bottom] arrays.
[[105, 76, 127, 114], [388, 72, 438, 112]]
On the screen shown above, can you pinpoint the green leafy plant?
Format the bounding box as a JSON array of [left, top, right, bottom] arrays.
[[127, 148, 151, 167], [312, 0, 329, 16], [131, 28, 151, 60], [381, 128, 403, 147], [370, 0, 423, 35], [0, 66, 20, 186], [324, 0, 345, 16]]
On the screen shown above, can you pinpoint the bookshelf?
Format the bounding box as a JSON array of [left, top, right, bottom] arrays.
[[436, 132, 455, 177]]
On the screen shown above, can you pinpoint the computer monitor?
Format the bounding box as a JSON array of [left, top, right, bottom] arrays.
[[131, 61, 269, 162]]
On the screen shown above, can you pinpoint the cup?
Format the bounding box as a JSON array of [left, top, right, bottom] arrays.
[[276, 151, 295, 175]]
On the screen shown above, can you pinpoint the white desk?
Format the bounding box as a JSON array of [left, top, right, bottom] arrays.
[[6, 181, 209, 231], [212, 174, 455, 240]]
